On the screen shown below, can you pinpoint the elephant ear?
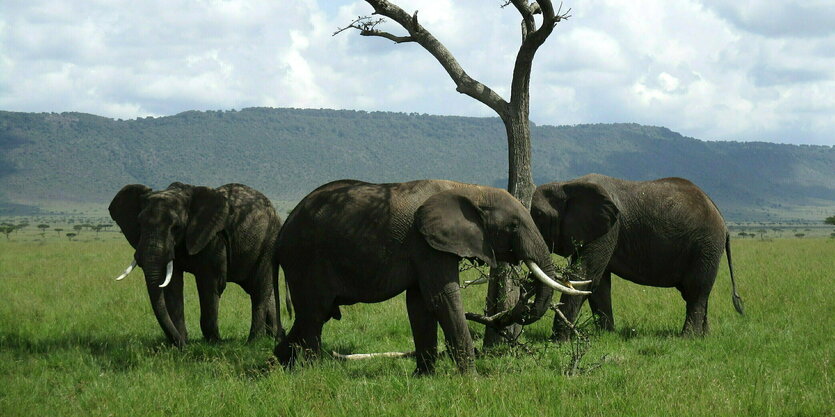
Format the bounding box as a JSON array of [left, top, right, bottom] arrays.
[[109, 184, 152, 248], [186, 187, 229, 255], [416, 191, 496, 267], [560, 182, 619, 250]]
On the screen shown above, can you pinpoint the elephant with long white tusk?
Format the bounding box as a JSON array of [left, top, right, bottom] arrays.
[[109, 182, 285, 348], [530, 173, 744, 339], [273, 179, 589, 375]]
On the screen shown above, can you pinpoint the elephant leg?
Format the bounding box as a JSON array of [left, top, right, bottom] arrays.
[[679, 263, 718, 336], [247, 290, 278, 341], [432, 283, 475, 373], [264, 291, 280, 339], [245, 263, 276, 342], [195, 275, 221, 342], [163, 269, 188, 342], [588, 271, 614, 331], [680, 277, 717, 336], [681, 290, 710, 336], [275, 265, 334, 368], [276, 307, 329, 368], [416, 254, 474, 374], [406, 286, 438, 376]]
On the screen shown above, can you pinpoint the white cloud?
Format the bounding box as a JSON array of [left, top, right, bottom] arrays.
[[0, 0, 832, 145]]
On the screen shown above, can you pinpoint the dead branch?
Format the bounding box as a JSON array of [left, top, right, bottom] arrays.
[[459, 260, 491, 288], [335, 0, 510, 116], [331, 350, 415, 360], [333, 15, 414, 43]]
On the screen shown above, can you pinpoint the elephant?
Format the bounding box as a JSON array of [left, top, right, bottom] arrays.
[[529, 173, 744, 339], [272, 179, 589, 375], [109, 182, 284, 347]]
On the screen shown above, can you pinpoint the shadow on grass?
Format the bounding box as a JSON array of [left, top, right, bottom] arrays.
[[616, 327, 679, 341], [0, 331, 276, 374], [240, 340, 377, 380]]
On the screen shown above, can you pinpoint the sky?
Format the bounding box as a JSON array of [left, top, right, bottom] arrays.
[[1, 0, 833, 145]]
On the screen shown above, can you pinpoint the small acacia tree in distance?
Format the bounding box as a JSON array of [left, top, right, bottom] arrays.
[[0, 225, 14, 240], [339, 0, 571, 347], [825, 215, 835, 226]]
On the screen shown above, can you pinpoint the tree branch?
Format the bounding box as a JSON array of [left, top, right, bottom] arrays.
[[334, 15, 416, 43], [360, 29, 414, 43], [509, 0, 537, 40], [508, 0, 569, 110], [340, 0, 509, 117]]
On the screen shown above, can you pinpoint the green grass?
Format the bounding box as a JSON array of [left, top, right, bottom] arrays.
[[1, 238, 833, 416]]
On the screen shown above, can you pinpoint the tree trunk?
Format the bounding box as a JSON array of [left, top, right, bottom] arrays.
[[483, 112, 535, 347], [346, 0, 565, 349]]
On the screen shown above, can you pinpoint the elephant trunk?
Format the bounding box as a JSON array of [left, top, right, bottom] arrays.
[[525, 263, 558, 324], [502, 229, 558, 326], [508, 227, 589, 325], [142, 257, 184, 347]]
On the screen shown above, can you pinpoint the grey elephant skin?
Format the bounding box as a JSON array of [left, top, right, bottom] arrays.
[[531, 174, 743, 339], [109, 182, 284, 347], [273, 179, 579, 375]]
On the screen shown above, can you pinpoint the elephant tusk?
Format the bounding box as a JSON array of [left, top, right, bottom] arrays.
[[159, 261, 174, 288], [569, 279, 593, 287], [525, 261, 591, 296], [115, 260, 137, 281]]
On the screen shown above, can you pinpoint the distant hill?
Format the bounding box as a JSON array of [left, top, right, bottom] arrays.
[[1, 108, 833, 221]]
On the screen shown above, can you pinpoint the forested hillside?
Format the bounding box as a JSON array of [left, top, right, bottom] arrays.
[[1, 108, 832, 220]]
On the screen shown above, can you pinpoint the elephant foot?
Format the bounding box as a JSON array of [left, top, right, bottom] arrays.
[[274, 340, 299, 369], [680, 327, 708, 338], [165, 332, 187, 348], [412, 367, 435, 377]]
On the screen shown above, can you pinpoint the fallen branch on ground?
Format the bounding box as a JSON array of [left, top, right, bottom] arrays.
[[331, 351, 415, 360]]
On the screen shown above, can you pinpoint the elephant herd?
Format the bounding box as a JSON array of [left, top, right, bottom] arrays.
[[109, 174, 743, 375]]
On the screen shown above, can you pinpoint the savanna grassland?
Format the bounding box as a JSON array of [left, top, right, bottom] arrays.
[[1, 230, 833, 416]]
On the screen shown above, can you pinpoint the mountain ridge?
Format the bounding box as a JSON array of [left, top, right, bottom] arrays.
[[1, 107, 832, 221]]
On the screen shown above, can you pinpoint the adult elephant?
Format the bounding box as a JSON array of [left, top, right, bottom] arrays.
[[273, 179, 589, 375], [109, 182, 284, 347], [529, 174, 744, 339]]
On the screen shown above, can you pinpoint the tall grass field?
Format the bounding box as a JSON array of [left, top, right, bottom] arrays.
[[1, 235, 832, 416]]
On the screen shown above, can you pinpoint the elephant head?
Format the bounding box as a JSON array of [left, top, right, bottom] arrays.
[[417, 186, 589, 326], [109, 182, 229, 345], [531, 181, 620, 257]]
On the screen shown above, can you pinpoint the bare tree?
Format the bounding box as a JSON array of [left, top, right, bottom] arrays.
[[338, 0, 570, 346]]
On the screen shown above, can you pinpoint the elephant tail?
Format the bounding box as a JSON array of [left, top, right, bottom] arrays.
[[726, 233, 744, 315]]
